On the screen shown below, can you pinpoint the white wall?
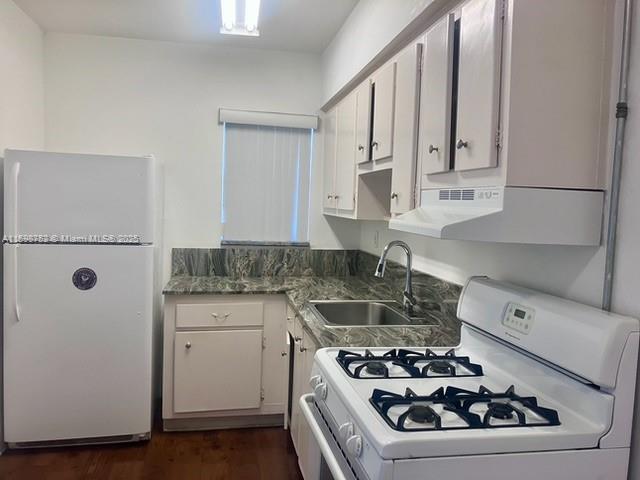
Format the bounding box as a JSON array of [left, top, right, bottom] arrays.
[[43, 33, 360, 281], [321, 0, 435, 103], [0, 0, 44, 152]]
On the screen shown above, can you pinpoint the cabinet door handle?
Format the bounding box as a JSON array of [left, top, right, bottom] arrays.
[[357, 144, 365, 152], [334, 194, 340, 200], [456, 139, 468, 150], [371, 141, 379, 149], [210, 312, 218, 319], [327, 194, 333, 199], [185, 341, 192, 349], [223, 313, 230, 320], [281, 351, 287, 357], [391, 192, 398, 200], [294, 336, 302, 342], [428, 144, 439, 154], [300, 345, 308, 352]]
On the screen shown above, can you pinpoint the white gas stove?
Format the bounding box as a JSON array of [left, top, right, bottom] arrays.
[[300, 277, 639, 480]]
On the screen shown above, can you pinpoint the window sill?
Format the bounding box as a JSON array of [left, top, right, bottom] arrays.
[[221, 240, 311, 248]]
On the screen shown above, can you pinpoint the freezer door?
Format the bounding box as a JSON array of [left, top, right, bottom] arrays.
[[3, 244, 154, 443], [4, 150, 156, 243]]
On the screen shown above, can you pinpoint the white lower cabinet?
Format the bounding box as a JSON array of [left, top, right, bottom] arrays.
[[163, 294, 288, 430], [173, 330, 263, 413], [287, 310, 321, 478]]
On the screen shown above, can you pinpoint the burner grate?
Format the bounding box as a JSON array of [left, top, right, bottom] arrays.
[[370, 385, 561, 432], [336, 348, 483, 379]]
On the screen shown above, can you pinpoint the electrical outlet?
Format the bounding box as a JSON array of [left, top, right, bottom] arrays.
[[373, 230, 380, 249]]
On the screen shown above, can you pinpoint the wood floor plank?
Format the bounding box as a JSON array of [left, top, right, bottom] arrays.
[[0, 427, 302, 480]]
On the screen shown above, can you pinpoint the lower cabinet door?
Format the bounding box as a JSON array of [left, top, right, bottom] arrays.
[[173, 330, 263, 413]]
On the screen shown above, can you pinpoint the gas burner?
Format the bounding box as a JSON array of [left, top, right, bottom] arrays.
[[407, 405, 439, 425], [425, 360, 455, 375], [336, 348, 483, 379], [370, 385, 561, 432], [364, 361, 387, 376], [486, 402, 514, 420]]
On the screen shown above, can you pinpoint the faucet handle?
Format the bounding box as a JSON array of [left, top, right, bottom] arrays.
[[403, 291, 418, 306]]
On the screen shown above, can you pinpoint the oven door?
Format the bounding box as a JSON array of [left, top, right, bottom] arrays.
[[300, 394, 359, 480]]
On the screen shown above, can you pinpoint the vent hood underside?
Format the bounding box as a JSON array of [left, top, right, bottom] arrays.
[[388, 187, 603, 246]]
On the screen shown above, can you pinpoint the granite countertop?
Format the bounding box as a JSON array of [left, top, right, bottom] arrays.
[[163, 274, 462, 349]]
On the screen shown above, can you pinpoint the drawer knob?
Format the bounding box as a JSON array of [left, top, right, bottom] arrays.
[[428, 144, 439, 154], [185, 341, 192, 349], [456, 139, 469, 150]]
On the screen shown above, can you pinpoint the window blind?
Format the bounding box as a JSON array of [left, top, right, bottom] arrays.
[[221, 123, 313, 243]]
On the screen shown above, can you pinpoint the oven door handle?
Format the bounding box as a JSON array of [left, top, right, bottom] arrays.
[[300, 394, 354, 480]]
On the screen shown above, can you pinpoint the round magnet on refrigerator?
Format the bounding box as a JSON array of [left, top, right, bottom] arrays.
[[72, 267, 97, 290]]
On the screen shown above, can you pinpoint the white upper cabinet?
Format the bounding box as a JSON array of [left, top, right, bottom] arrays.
[[335, 92, 357, 211], [355, 81, 371, 165], [454, 0, 503, 172], [322, 108, 337, 210], [371, 61, 396, 161], [390, 42, 422, 215], [420, 14, 455, 176]]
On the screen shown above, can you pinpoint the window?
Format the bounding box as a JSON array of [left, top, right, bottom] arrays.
[[221, 120, 314, 244]]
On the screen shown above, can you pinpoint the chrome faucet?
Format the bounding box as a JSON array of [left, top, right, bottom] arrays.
[[374, 240, 417, 315]]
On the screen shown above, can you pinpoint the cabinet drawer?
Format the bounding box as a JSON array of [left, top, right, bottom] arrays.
[[176, 302, 264, 328], [173, 330, 263, 413]]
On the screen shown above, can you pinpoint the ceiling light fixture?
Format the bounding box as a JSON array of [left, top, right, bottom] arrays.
[[244, 0, 261, 34], [220, 0, 236, 32], [220, 0, 260, 37]]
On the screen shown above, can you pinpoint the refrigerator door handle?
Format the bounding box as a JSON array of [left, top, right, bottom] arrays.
[[14, 245, 21, 322], [13, 162, 22, 322], [13, 161, 20, 237]]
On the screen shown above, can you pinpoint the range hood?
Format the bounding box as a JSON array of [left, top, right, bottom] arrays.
[[388, 187, 603, 246]]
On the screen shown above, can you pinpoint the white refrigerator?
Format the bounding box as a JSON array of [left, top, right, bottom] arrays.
[[3, 149, 161, 447]]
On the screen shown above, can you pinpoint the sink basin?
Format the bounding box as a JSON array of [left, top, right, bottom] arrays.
[[308, 300, 423, 328]]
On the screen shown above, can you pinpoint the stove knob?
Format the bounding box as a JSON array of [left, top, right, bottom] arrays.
[[346, 435, 363, 458], [338, 422, 354, 440], [309, 375, 322, 389], [313, 382, 328, 400]]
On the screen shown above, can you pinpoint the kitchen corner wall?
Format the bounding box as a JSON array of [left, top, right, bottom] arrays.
[[43, 33, 361, 281], [0, 0, 45, 152]]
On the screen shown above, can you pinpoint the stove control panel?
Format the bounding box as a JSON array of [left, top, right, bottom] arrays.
[[502, 303, 535, 335]]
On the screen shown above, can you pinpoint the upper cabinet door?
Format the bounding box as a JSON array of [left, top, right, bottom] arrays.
[[335, 93, 357, 211], [454, 0, 503, 172], [371, 61, 396, 161], [390, 42, 422, 215], [322, 108, 337, 210], [420, 14, 455, 176], [355, 81, 371, 165]]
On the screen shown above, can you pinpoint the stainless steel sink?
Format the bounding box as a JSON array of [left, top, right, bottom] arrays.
[[308, 300, 428, 328]]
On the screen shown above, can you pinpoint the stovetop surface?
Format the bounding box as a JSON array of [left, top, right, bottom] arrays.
[[313, 329, 615, 459]]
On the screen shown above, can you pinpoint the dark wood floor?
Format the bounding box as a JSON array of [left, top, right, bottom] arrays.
[[0, 427, 303, 480]]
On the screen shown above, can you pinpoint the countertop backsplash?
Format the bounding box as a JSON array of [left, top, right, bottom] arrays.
[[169, 247, 462, 330], [171, 247, 360, 278]]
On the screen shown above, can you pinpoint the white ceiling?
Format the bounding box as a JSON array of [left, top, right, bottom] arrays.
[[14, 0, 358, 53]]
